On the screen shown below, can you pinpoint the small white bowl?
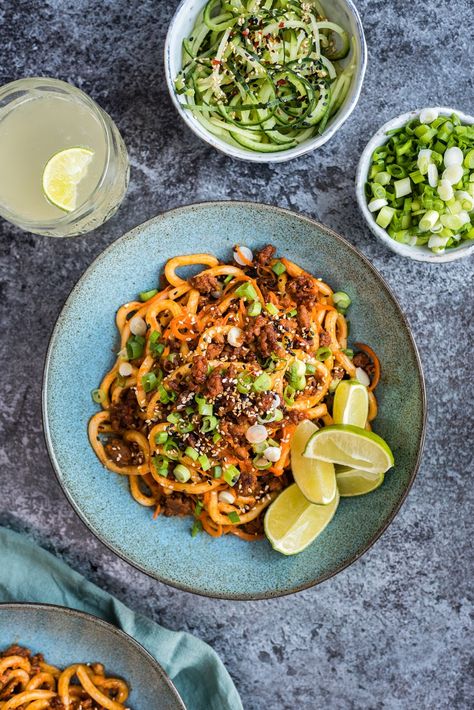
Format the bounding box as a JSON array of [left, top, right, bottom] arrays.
[[165, 0, 367, 163], [356, 107, 474, 263]]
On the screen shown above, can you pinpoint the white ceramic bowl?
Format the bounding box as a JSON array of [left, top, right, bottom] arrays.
[[165, 0, 367, 163], [356, 107, 474, 263]]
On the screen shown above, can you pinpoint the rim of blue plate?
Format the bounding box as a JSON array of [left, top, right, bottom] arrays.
[[42, 200, 427, 600], [0, 602, 185, 708]]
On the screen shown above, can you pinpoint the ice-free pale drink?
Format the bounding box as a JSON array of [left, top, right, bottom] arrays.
[[0, 78, 129, 237]]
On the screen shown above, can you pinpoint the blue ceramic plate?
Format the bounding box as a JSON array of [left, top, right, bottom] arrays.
[[0, 604, 184, 709], [43, 202, 426, 599]]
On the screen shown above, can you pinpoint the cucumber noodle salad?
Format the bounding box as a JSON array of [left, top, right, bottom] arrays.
[[366, 110, 474, 254], [174, 0, 356, 153]]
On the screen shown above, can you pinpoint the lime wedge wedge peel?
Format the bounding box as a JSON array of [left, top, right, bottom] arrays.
[[304, 424, 394, 475], [333, 380, 369, 427], [264, 483, 340, 555], [336, 467, 385, 497], [291, 419, 336, 505], [42, 147, 94, 212]]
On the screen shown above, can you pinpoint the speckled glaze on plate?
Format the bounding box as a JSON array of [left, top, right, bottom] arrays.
[[43, 201, 426, 600], [0, 604, 185, 709]]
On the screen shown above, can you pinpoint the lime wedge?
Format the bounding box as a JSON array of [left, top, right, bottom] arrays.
[[291, 420, 336, 504], [336, 466, 384, 496], [264, 483, 339, 555], [42, 147, 94, 212], [333, 380, 369, 427], [304, 424, 394, 474]]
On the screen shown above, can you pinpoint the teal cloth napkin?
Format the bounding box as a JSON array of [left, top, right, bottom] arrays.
[[0, 527, 242, 710]]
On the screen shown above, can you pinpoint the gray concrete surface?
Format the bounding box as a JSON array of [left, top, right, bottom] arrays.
[[0, 1, 472, 708]]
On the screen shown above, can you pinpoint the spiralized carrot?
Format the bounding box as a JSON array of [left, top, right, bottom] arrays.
[[355, 342, 381, 391]]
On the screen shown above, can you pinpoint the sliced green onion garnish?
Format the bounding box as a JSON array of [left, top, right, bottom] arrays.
[[174, 464, 191, 483], [139, 288, 158, 302], [316, 346, 332, 361], [235, 282, 258, 302], [126, 334, 145, 360], [227, 511, 240, 524], [195, 395, 213, 416], [201, 415, 218, 433], [272, 261, 286, 276], [332, 291, 351, 311], [305, 363, 316, 374], [91, 388, 105, 404], [142, 372, 159, 393], [213, 465, 222, 479], [248, 301, 262, 317], [253, 373, 272, 391], [185, 446, 199, 461], [223, 465, 240, 486], [166, 412, 181, 424], [198, 454, 211, 471], [265, 302, 279, 316], [155, 431, 169, 445], [191, 520, 202, 537]]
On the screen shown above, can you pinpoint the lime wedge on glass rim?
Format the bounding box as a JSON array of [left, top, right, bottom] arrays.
[[42, 147, 94, 212], [336, 466, 384, 497], [291, 419, 336, 504], [333, 379, 369, 427], [264, 483, 339, 555], [304, 424, 394, 475]]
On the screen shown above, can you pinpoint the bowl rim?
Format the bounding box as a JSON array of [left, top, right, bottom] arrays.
[[164, 0, 367, 163], [0, 602, 186, 708], [355, 106, 474, 263], [42, 199, 427, 600]]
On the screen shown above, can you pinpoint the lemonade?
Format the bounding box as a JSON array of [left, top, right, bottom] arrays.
[[0, 78, 129, 236]]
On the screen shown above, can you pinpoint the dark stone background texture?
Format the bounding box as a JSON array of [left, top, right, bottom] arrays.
[[0, 1, 472, 709]]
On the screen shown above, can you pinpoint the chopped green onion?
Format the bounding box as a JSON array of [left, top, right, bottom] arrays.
[[227, 511, 241, 524], [376, 206, 395, 229], [288, 308, 297, 317], [223, 465, 240, 486], [152, 455, 169, 477], [212, 431, 222, 444], [316, 346, 332, 361], [305, 363, 316, 374], [236, 371, 253, 394], [253, 373, 272, 391], [394, 177, 412, 198], [194, 501, 203, 517], [343, 348, 354, 358], [173, 464, 191, 483], [235, 282, 258, 302], [201, 415, 218, 433], [155, 431, 169, 445], [163, 439, 180, 459], [333, 292, 351, 311], [191, 520, 202, 537], [91, 388, 105, 404], [272, 261, 286, 276], [253, 455, 272, 470], [185, 446, 199, 461], [126, 334, 145, 360], [198, 454, 211, 471], [142, 372, 159, 393], [166, 412, 181, 425], [213, 465, 222, 479], [265, 302, 279, 316], [283, 384, 296, 405], [195, 395, 213, 417], [139, 288, 158, 302], [248, 301, 262, 316]]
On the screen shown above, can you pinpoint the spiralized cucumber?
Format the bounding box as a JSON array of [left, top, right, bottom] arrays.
[[174, 0, 356, 153]]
